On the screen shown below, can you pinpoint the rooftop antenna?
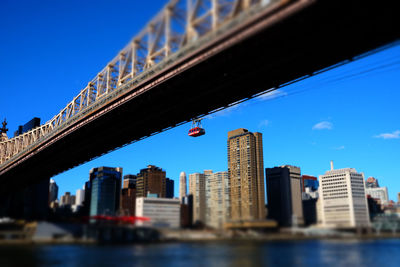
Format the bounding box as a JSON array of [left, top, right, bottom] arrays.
[[330, 160, 334, 171]]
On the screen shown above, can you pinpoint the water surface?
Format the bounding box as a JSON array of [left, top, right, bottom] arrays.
[[1, 239, 399, 267]]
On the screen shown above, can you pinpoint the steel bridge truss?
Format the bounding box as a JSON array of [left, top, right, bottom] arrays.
[[0, 0, 288, 166]]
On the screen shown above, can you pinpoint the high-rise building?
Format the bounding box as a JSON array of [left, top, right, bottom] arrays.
[[206, 171, 230, 228], [398, 193, 400, 204], [60, 192, 75, 207], [266, 165, 304, 227], [301, 175, 318, 192], [365, 186, 389, 204], [179, 172, 187, 200], [71, 188, 85, 213], [204, 170, 213, 176], [49, 179, 59, 203], [82, 181, 91, 216], [136, 165, 166, 198], [301, 175, 319, 226], [189, 172, 207, 224], [365, 177, 379, 188], [367, 195, 383, 220], [123, 175, 137, 189], [364, 177, 388, 204], [120, 174, 137, 216], [75, 189, 85, 206], [302, 176, 319, 200], [89, 167, 122, 216], [316, 197, 323, 225], [180, 195, 193, 228], [302, 198, 317, 226], [318, 165, 370, 228], [136, 197, 180, 228], [227, 128, 265, 221], [13, 117, 40, 137], [205, 171, 212, 226], [166, 178, 174, 198]]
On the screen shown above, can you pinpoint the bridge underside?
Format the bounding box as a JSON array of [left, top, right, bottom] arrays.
[[1, 0, 399, 191]]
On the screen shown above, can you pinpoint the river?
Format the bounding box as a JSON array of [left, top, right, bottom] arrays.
[[1, 239, 399, 266]]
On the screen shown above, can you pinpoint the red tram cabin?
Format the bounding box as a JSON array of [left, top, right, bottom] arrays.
[[188, 119, 205, 137]]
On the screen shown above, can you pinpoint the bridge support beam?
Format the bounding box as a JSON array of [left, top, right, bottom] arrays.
[[0, 178, 49, 220]]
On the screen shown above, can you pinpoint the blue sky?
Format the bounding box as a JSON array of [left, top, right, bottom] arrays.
[[1, 1, 399, 201]]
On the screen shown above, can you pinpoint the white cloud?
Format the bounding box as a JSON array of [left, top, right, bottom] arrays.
[[312, 121, 333, 130], [256, 89, 287, 101], [374, 130, 400, 139], [206, 103, 244, 119], [333, 145, 345, 150], [258, 120, 269, 128]]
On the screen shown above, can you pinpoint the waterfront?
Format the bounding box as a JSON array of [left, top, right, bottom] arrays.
[[1, 239, 400, 267]]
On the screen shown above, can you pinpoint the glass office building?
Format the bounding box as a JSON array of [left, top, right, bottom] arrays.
[[89, 167, 122, 216]]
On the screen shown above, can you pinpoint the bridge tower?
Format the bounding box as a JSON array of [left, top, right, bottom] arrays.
[[0, 119, 8, 142], [0, 118, 49, 221]]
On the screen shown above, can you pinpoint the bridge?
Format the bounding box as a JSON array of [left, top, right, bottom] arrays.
[[0, 0, 399, 191]]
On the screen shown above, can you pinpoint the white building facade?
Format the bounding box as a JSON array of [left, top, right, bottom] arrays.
[[206, 171, 230, 228], [72, 188, 85, 213], [136, 197, 180, 228], [365, 187, 389, 204], [319, 167, 370, 229], [75, 189, 85, 206]]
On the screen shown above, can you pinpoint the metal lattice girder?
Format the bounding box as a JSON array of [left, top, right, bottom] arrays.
[[0, 0, 287, 166]]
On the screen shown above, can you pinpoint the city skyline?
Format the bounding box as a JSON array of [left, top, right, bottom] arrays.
[[1, 1, 399, 200]]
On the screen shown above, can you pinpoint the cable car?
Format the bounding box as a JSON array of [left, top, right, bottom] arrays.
[[188, 118, 205, 137]]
